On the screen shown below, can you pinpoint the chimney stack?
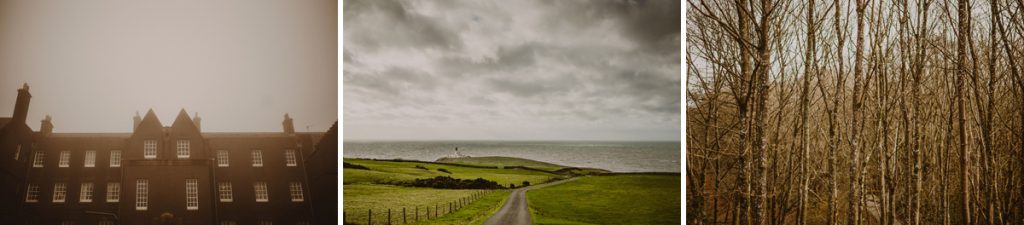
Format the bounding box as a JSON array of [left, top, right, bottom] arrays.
[[133, 111, 142, 132], [40, 115, 53, 137], [12, 83, 31, 124], [193, 112, 202, 132], [283, 113, 295, 135]]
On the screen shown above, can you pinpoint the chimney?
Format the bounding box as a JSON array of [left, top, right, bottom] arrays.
[[193, 112, 202, 132], [40, 115, 53, 137], [133, 111, 142, 132], [283, 113, 295, 135], [12, 83, 31, 124]]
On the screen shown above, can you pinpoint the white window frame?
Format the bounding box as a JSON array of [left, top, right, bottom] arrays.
[[80, 182, 93, 203], [110, 151, 121, 167], [53, 183, 66, 203], [144, 140, 157, 159], [289, 182, 304, 202], [84, 151, 96, 168], [218, 182, 233, 202], [186, 179, 198, 210], [25, 184, 39, 203], [58, 151, 70, 168], [254, 182, 268, 202], [107, 182, 120, 203], [32, 151, 44, 168], [217, 150, 229, 167], [251, 150, 263, 167], [136, 179, 148, 210], [285, 150, 297, 167], [177, 140, 190, 159]]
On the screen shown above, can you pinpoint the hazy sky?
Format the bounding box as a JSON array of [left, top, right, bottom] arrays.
[[343, 0, 681, 141], [0, 0, 337, 133]]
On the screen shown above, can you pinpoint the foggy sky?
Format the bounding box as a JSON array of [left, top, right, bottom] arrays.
[[0, 0, 338, 133], [343, 0, 681, 141]]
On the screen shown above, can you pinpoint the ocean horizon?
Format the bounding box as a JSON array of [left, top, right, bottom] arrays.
[[343, 140, 681, 173]]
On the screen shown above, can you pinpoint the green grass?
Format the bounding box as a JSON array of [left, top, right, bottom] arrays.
[[437, 156, 568, 171], [343, 184, 505, 225], [526, 175, 681, 225], [414, 190, 510, 225], [344, 158, 560, 186]]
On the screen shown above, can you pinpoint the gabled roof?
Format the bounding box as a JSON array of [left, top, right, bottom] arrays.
[[170, 108, 200, 133], [134, 109, 163, 131]]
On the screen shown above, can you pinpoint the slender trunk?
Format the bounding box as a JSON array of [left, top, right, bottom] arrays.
[[799, 1, 815, 224], [849, 1, 866, 224], [956, 0, 971, 223], [735, 1, 753, 224], [828, 0, 844, 223], [750, 0, 774, 223]]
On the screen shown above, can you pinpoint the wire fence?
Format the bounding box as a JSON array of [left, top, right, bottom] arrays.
[[343, 190, 496, 225]]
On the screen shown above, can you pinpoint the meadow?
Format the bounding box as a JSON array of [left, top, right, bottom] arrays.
[[526, 174, 681, 225]]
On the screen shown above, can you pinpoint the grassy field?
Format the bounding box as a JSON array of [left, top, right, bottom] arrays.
[[343, 184, 505, 225], [526, 174, 681, 225], [437, 156, 568, 171], [344, 157, 567, 225], [344, 158, 560, 186], [414, 190, 509, 225]]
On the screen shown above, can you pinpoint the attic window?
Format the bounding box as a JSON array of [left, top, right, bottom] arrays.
[[177, 140, 190, 159], [144, 140, 157, 159]]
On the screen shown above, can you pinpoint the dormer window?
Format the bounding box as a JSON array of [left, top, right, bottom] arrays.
[[177, 140, 190, 159], [144, 140, 157, 159]]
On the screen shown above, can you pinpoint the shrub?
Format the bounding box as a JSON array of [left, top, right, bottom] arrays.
[[438, 168, 452, 174], [510, 184, 516, 189], [402, 176, 504, 189], [343, 162, 369, 170], [522, 181, 530, 187], [415, 165, 429, 170]]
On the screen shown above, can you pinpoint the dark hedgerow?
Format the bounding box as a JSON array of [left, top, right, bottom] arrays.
[[343, 162, 369, 170], [403, 176, 504, 189], [415, 165, 429, 170], [437, 168, 452, 174]]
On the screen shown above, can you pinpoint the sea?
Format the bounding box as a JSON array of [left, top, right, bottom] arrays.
[[342, 141, 681, 173]]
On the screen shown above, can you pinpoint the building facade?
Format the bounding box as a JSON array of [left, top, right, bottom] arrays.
[[0, 84, 336, 225]]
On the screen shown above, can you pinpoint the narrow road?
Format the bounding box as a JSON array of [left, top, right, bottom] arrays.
[[482, 178, 578, 225]]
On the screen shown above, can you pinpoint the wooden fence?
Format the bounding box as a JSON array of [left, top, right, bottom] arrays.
[[343, 190, 495, 225]]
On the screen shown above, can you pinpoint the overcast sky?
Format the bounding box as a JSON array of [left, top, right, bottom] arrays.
[[0, 0, 337, 133], [343, 0, 680, 141]]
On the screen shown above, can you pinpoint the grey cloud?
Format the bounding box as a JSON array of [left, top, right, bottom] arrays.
[[344, 0, 462, 51], [344, 0, 680, 141]]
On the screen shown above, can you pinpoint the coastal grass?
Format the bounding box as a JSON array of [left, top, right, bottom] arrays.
[[437, 156, 568, 171], [343, 184, 505, 225], [344, 158, 559, 186], [526, 174, 681, 225], [414, 190, 510, 225]]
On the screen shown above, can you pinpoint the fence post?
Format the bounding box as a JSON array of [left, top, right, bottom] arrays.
[[403, 207, 406, 224], [388, 208, 392, 225], [369, 209, 372, 225], [435, 204, 438, 218], [449, 202, 452, 213], [416, 207, 419, 221]]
